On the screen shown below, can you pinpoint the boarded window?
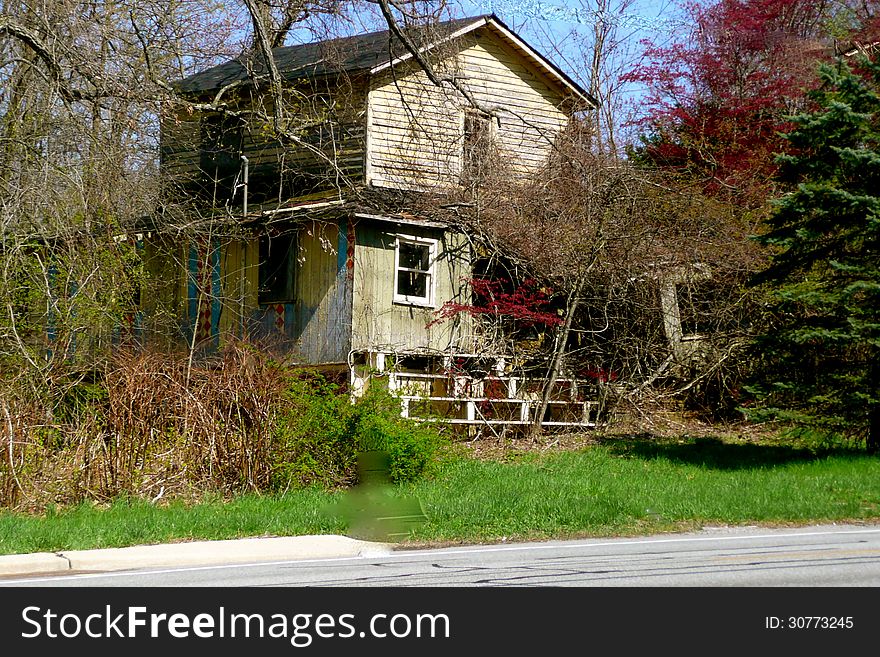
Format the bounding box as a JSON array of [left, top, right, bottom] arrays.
[[394, 236, 436, 307], [258, 232, 295, 304]]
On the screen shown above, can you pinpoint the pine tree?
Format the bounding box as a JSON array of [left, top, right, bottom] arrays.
[[746, 55, 880, 451]]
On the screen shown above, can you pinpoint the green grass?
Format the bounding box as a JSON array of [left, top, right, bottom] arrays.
[[406, 438, 880, 542], [0, 491, 347, 555], [2, 436, 879, 555]]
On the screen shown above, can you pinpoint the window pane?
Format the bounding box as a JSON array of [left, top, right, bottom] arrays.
[[399, 242, 429, 271], [397, 271, 428, 299]]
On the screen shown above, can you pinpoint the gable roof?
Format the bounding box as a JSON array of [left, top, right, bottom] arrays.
[[176, 14, 594, 106]]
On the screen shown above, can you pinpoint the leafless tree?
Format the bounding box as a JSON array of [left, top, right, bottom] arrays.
[[420, 114, 763, 433]]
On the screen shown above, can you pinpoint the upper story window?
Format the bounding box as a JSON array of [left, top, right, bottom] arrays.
[[258, 231, 296, 304], [394, 235, 437, 308], [461, 110, 494, 183]]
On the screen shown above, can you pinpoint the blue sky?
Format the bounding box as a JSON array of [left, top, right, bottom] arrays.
[[283, 1, 694, 146], [453, 0, 687, 70], [448, 0, 690, 142], [303, 1, 689, 94]]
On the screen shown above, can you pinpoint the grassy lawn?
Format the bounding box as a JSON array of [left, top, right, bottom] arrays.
[[2, 435, 879, 555]]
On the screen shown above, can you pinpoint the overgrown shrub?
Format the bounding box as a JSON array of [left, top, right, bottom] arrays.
[[270, 373, 358, 490], [351, 389, 444, 485], [270, 376, 445, 490], [0, 341, 447, 511], [0, 340, 292, 510]]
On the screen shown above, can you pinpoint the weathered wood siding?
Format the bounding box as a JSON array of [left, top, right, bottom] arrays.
[[366, 28, 570, 191], [142, 222, 351, 362], [218, 238, 260, 339], [350, 219, 472, 354], [290, 219, 353, 362], [246, 219, 352, 363], [140, 236, 189, 346], [140, 235, 260, 350], [161, 79, 368, 204]]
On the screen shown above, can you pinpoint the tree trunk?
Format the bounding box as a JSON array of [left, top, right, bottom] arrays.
[[869, 405, 880, 453], [531, 273, 588, 437], [869, 360, 880, 453]]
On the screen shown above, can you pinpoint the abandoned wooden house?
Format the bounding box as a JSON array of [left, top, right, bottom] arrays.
[[147, 13, 601, 430]]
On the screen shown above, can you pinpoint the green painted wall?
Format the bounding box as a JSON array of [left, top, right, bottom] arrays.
[[350, 218, 473, 355]]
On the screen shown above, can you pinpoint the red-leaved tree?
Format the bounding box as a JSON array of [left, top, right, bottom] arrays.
[[430, 278, 563, 331], [626, 0, 878, 207]]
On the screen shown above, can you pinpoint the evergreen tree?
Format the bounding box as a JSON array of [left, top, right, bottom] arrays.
[[746, 55, 880, 451]]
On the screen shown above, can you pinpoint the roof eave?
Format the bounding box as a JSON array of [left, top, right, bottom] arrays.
[[368, 14, 596, 109]]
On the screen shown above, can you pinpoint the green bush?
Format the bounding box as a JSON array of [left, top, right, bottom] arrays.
[[351, 390, 443, 485], [270, 374, 445, 490], [270, 373, 355, 490], [1, 345, 446, 510]]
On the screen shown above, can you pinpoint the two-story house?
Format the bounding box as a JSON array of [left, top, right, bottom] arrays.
[[148, 14, 598, 429]]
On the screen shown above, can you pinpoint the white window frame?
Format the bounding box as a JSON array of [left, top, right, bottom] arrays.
[[393, 234, 437, 308]]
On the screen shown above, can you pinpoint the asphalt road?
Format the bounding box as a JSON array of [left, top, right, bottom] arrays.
[[4, 523, 880, 587]]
